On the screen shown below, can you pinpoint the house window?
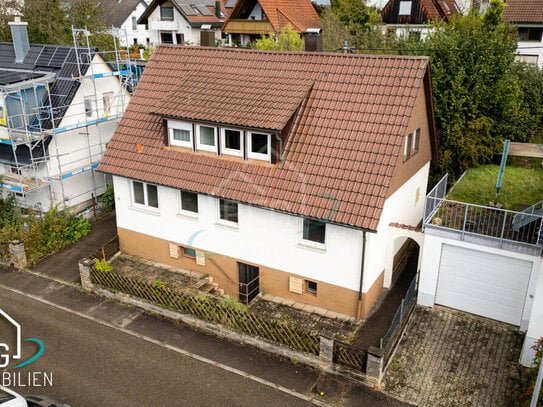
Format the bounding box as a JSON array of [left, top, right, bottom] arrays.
[[160, 6, 174, 21], [219, 199, 238, 224], [132, 180, 158, 208], [102, 91, 113, 116], [247, 132, 270, 161], [412, 128, 420, 155], [180, 190, 198, 213], [175, 33, 184, 44], [518, 27, 543, 42], [169, 121, 193, 148], [160, 32, 173, 44], [220, 128, 243, 157], [404, 129, 420, 161], [196, 125, 217, 152], [132, 16, 137, 31], [302, 218, 326, 244], [399, 1, 412, 15], [182, 246, 196, 258], [305, 280, 317, 295], [84, 96, 93, 117]]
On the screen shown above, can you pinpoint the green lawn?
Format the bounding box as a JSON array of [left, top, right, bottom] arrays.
[[448, 164, 543, 211]]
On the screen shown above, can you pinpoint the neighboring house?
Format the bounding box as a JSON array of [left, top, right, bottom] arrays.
[[99, 45, 438, 321], [381, 0, 460, 39], [138, 0, 227, 47], [418, 172, 543, 366], [102, 0, 151, 48], [0, 18, 131, 212], [503, 0, 543, 68], [221, 0, 321, 46]]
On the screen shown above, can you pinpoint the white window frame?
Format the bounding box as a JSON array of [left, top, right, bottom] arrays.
[[168, 120, 193, 148], [299, 217, 326, 251], [399, 1, 412, 15], [196, 125, 218, 153], [131, 180, 159, 210], [102, 91, 113, 116], [220, 128, 243, 157], [247, 131, 271, 161], [179, 190, 199, 218], [84, 96, 93, 118], [217, 198, 239, 228], [412, 128, 420, 156]]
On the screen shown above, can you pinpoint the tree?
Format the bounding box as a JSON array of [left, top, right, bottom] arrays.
[[328, 0, 382, 49], [253, 24, 303, 51], [419, 0, 530, 178], [0, 1, 22, 42], [23, 0, 70, 44]]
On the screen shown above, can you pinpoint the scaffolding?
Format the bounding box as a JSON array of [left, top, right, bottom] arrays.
[[0, 27, 138, 212]]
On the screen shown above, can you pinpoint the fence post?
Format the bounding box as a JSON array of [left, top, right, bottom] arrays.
[[366, 346, 385, 388], [9, 240, 27, 270], [400, 298, 405, 322], [319, 335, 334, 368], [79, 258, 95, 290]]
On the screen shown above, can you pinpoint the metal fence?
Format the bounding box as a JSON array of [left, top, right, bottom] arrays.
[[379, 276, 417, 355], [90, 235, 119, 261], [90, 268, 320, 355], [423, 173, 448, 223], [333, 341, 368, 373]]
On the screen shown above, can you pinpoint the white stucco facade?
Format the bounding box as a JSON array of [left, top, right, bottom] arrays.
[[515, 29, 543, 69], [117, 1, 151, 47]]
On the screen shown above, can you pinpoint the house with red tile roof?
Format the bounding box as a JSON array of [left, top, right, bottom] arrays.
[[221, 0, 321, 46], [138, 0, 231, 47], [98, 45, 438, 321], [503, 0, 543, 68], [381, 0, 460, 39]]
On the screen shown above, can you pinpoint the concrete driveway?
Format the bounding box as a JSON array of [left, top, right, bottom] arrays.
[[383, 305, 522, 407]]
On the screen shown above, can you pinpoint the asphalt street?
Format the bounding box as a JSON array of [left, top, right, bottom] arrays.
[[0, 287, 313, 407]]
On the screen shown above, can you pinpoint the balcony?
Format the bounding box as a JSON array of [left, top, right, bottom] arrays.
[[424, 174, 543, 255], [148, 17, 179, 31], [222, 20, 273, 35]]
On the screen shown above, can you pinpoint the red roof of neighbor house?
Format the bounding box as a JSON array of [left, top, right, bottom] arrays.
[[503, 0, 543, 23], [223, 0, 321, 32], [98, 46, 432, 231], [382, 0, 459, 23]]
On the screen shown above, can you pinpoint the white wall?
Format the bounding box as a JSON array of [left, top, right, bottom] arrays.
[[119, 1, 151, 47], [364, 163, 430, 290], [521, 262, 543, 365], [516, 31, 543, 69], [114, 175, 366, 291]]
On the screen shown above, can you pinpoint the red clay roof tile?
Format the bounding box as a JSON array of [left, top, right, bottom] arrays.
[[99, 46, 432, 231], [503, 0, 543, 23]]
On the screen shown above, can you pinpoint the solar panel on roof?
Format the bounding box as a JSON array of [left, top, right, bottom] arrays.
[[195, 4, 213, 15], [179, 4, 197, 14], [35, 47, 69, 69]]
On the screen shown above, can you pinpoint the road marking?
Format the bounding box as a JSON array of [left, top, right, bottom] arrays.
[[0, 283, 329, 407]]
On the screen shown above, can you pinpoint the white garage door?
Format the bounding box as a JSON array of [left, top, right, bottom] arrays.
[[435, 244, 532, 326]]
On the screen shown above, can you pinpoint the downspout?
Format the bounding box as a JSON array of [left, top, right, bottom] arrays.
[[274, 134, 282, 161], [357, 230, 366, 321]]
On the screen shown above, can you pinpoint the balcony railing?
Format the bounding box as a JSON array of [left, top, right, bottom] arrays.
[[424, 175, 543, 254]]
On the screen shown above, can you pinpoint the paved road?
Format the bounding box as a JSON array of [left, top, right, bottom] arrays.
[[0, 287, 312, 407]]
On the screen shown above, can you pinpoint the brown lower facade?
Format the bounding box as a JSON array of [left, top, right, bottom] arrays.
[[118, 227, 383, 320]]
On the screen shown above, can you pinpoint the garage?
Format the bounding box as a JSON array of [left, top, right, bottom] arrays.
[[435, 244, 532, 326]]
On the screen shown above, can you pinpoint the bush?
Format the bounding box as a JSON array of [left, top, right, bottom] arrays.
[[100, 185, 115, 213], [93, 258, 112, 273], [519, 337, 543, 406]]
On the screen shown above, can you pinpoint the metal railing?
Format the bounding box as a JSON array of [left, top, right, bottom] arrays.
[[423, 173, 448, 223], [380, 276, 417, 354]]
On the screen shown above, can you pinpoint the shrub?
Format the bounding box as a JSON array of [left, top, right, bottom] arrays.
[[153, 279, 167, 289], [100, 185, 115, 213], [519, 337, 543, 406], [93, 258, 112, 273], [219, 296, 247, 313]]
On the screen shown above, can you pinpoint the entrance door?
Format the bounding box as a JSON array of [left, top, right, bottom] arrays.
[[238, 262, 259, 304]]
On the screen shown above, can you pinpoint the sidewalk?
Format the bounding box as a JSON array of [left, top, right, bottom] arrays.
[[0, 268, 408, 406]]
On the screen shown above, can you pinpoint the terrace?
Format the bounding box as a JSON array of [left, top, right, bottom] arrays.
[[423, 166, 543, 256]]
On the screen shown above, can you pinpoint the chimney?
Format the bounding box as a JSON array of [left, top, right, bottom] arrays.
[[9, 16, 30, 63], [215, 1, 222, 18], [200, 25, 216, 47], [304, 28, 323, 52]]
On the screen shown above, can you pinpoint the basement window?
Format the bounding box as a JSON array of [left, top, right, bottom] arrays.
[[305, 280, 317, 295], [182, 246, 196, 258]]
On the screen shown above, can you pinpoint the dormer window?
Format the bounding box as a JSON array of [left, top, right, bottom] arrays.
[[196, 125, 217, 152], [221, 128, 243, 157], [169, 120, 193, 148], [247, 132, 271, 161]]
